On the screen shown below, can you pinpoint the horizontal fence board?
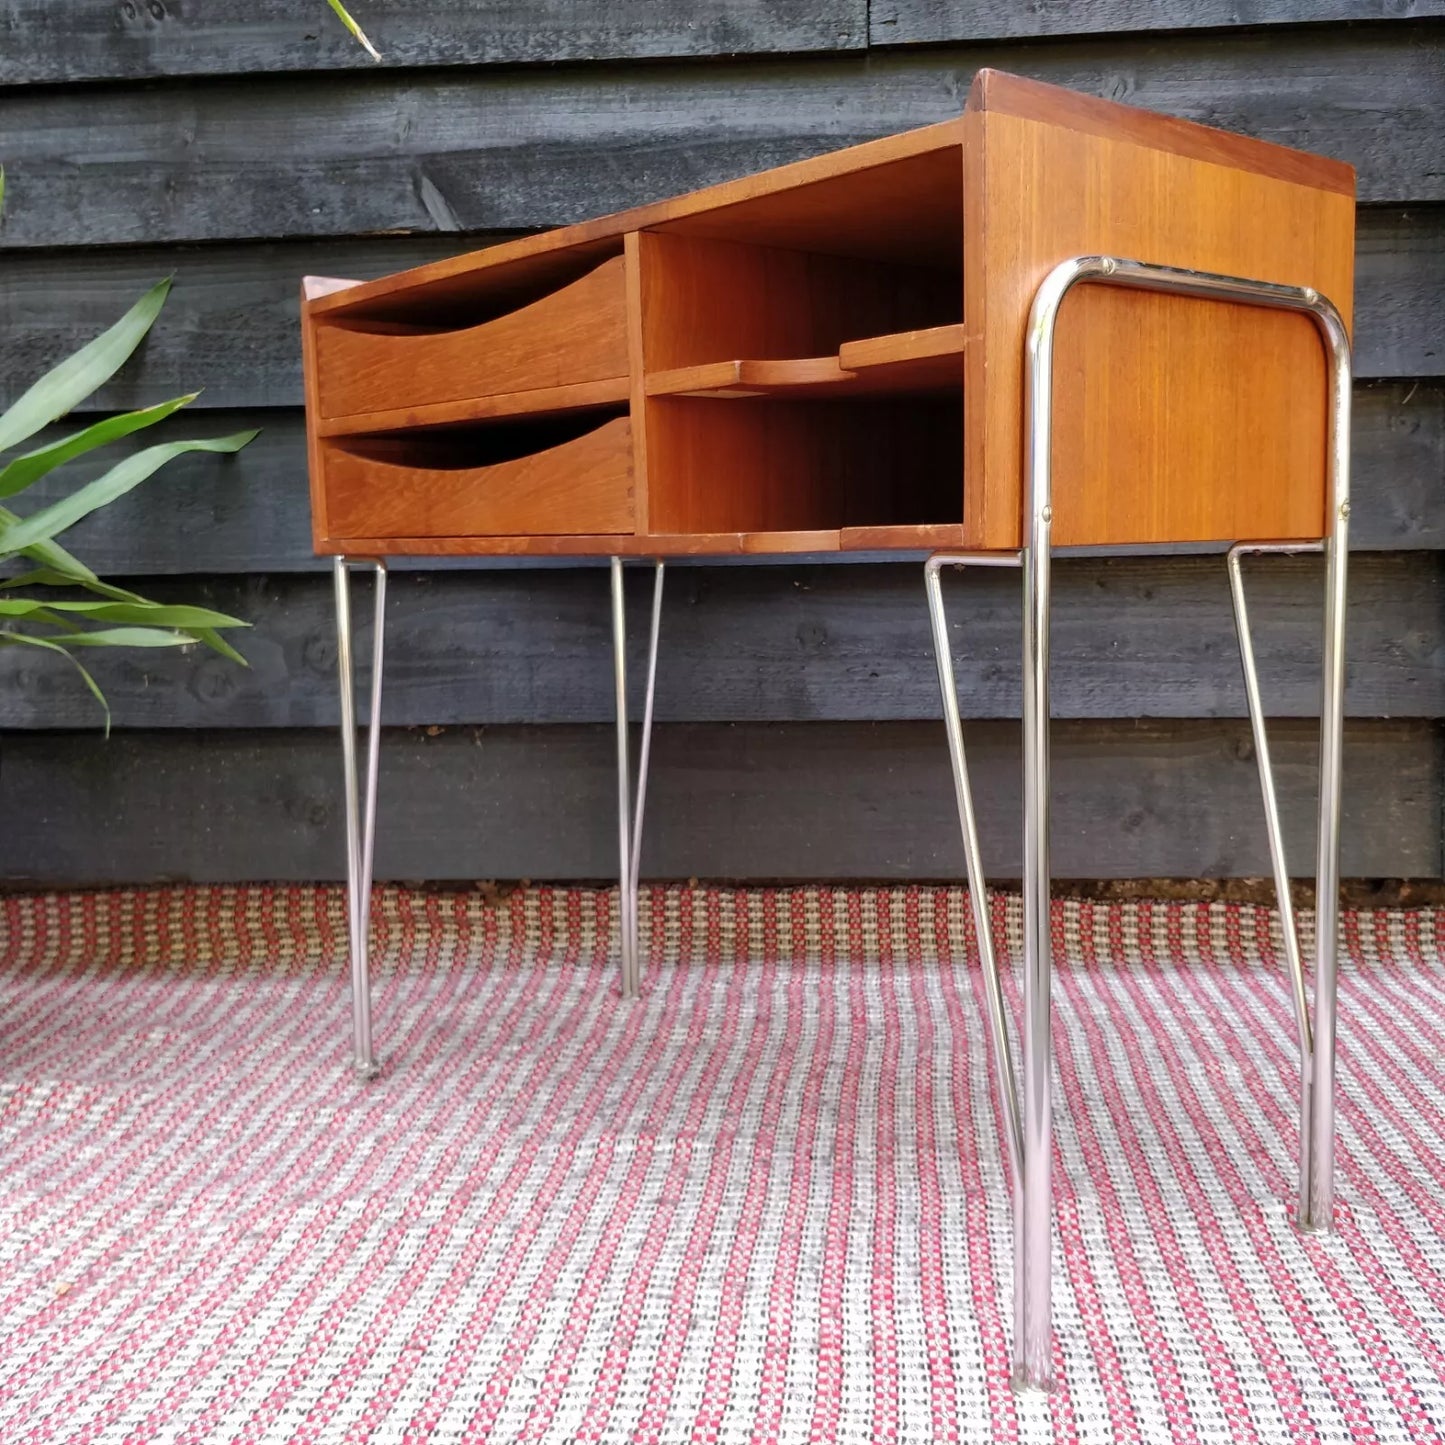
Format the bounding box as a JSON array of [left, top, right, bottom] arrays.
[[6, 2, 1435, 85], [0, 210, 1435, 419], [872, 2, 1445, 46], [0, 555, 1436, 730], [20, 380, 1443, 573], [1, 28, 1442, 254], [0, 719, 1434, 884], [0, 2, 867, 86]]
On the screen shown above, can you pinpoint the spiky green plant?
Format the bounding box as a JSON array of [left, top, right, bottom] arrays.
[[0, 170, 256, 731]]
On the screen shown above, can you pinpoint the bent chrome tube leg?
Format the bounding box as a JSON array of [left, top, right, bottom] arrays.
[[924, 553, 1024, 1191], [1014, 265, 1071, 1393], [333, 557, 386, 1076], [996, 255, 1354, 1378], [1310, 305, 1353, 1232], [610, 558, 635, 996], [627, 562, 665, 987]]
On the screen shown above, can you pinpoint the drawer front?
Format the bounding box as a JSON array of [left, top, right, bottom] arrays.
[[313, 255, 629, 420], [321, 415, 634, 541]]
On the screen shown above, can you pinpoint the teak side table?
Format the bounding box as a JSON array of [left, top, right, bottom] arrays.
[[300, 69, 1356, 1389]]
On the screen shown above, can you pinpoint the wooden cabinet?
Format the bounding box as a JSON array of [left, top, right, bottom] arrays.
[[302, 69, 1353, 561]]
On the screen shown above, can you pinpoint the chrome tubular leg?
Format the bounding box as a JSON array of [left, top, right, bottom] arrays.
[[610, 559, 665, 997], [1228, 542, 1319, 1226], [628, 562, 666, 984], [1311, 306, 1353, 1232], [1014, 266, 1073, 1394], [1016, 533, 1054, 1391], [993, 256, 1354, 1381], [924, 553, 1025, 1192], [1227, 306, 1350, 1233], [333, 556, 387, 1077], [610, 558, 635, 996]]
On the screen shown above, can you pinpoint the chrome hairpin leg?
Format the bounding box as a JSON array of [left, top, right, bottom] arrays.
[[925, 537, 1052, 1392], [333, 556, 387, 1077], [925, 553, 1025, 1188], [1228, 533, 1349, 1231], [610, 557, 665, 996], [1225, 274, 1350, 1235]]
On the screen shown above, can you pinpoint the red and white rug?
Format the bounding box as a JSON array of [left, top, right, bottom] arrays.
[[1, 884, 1443, 1443]]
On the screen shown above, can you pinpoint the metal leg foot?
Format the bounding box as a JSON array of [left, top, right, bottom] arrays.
[[610, 558, 665, 997], [334, 556, 387, 1077]]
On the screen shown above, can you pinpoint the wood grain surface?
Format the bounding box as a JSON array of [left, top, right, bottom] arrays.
[[0, 1, 868, 85], [4, 8, 1439, 885], [3, 29, 1438, 251], [963, 71, 1354, 548], [312, 255, 628, 420]]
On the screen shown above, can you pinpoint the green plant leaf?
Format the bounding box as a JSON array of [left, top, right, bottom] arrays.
[[0, 394, 199, 500], [0, 279, 174, 456], [0, 510, 103, 584], [0, 558, 247, 663], [0, 603, 82, 632], [0, 429, 258, 554], [0, 567, 100, 592], [327, 0, 381, 60], [0, 631, 110, 733], [0, 597, 247, 629], [43, 626, 204, 648], [187, 627, 249, 665]]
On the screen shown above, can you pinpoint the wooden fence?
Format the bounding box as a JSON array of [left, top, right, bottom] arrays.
[[1, 4, 1442, 884]]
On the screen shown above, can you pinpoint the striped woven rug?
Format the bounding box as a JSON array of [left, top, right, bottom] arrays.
[[2, 884, 1444, 1444]]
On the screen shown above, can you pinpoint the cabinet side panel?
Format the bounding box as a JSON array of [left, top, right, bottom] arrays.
[[624, 231, 651, 535], [965, 108, 1355, 550], [300, 290, 334, 554]]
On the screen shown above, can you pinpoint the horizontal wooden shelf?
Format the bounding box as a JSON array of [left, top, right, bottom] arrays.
[[317, 525, 985, 558], [317, 377, 630, 438], [644, 324, 966, 401], [837, 323, 966, 389], [320, 528, 844, 558], [645, 357, 858, 399], [840, 522, 969, 551]]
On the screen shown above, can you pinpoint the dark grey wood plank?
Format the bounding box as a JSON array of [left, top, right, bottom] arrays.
[[0, 236, 462, 416], [0, 719, 1433, 884], [0, 554, 1436, 729], [21, 380, 1441, 574], [872, 2, 1445, 46], [0, 210, 1435, 419], [0, 1, 867, 86], [0, 28, 1440, 254]]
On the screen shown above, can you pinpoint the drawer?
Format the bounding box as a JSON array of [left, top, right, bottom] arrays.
[[321, 413, 634, 540], [313, 255, 629, 420]]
